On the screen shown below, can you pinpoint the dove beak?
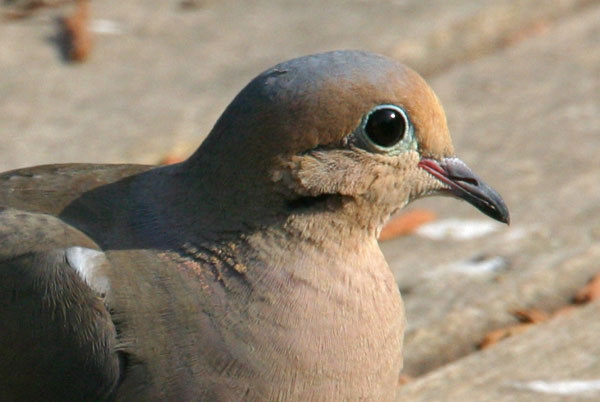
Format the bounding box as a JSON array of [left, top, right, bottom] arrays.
[[418, 157, 510, 224]]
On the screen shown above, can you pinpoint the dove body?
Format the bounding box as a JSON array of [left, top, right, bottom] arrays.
[[0, 51, 508, 401]]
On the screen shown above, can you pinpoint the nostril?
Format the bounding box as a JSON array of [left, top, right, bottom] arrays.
[[459, 177, 479, 186], [449, 175, 479, 187]]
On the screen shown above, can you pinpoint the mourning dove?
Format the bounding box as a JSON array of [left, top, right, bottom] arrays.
[[0, 50, 508, 401]]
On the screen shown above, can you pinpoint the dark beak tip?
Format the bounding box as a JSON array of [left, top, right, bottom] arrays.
[[481, 185, 510, 225], [467, 186, 511, 226], [420, 157, 510, 225], [495, 206, 511, 225], [470, 196, 510, 225]]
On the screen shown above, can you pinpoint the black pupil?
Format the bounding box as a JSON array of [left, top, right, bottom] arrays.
[[364, 108, 406, 147]]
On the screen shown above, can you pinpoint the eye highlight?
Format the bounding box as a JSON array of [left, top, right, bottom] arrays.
[[357, 105, 413, 153]]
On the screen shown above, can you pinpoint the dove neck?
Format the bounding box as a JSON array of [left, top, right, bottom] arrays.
[[162, 159, 386, 242]]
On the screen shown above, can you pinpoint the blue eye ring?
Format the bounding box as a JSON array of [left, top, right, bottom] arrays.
[[357, 104, 414, 153]]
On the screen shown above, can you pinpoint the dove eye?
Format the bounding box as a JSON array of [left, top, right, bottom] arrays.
[[360, 105, 411, 151]]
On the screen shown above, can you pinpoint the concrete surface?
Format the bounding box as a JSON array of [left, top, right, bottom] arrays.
[[0, 0, 594, 170], [398, 302, 600, 401], [384, 3, 600, 379]]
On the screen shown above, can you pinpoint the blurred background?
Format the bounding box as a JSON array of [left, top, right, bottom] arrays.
[[1, 0, 599, 400]]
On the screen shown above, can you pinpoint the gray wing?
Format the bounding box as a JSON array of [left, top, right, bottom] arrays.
[[0, 207, 121, 401]]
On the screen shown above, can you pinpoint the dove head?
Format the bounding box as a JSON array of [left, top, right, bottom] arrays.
[[188, 50, 508, 236]]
